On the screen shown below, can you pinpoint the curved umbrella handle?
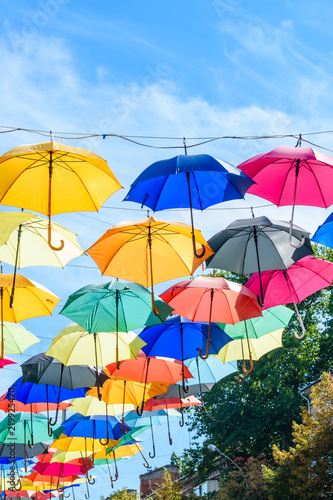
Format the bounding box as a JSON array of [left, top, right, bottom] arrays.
[[28, 432, 34, 448], [149, 442, 156, 459], [257, 295, 264, 308], [121, 415, 128, 435], [179, 410, 184, 428], [48, 217, 64, 251], [293, 301, 306, 339], [242, 356, 253, 374], [199, 295, 213, 360], [48, 419, 53, 437], [192, 235, 206, 259], [63, 490, 70, 498], [99, 436, 109, 446], [140, 450, 150, 469], [289, 221, 305, 249], [182, 376, 189, 394], [136, 401, 144, 416], [14, 477, 22, 491], [88, 476, 95, 485], [149, 418, 156, 458], [151, 290, 159, 316]]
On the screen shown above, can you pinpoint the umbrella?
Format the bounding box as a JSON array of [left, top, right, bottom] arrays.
[[21, 353, 109, 428], [0, 212, 85, 307], [5, 377, 87, 441], [218, 305, 294, 372], [236, 143, 333, 246], [0, 442, 49, 461], [86, 216, 213, 314], [0, 394, 69, 414], [0, 140, 122, 250], [312, 212, 333, 249], [138, 315, 232, 391], [105, 351, 193, 413], [0, 322, 40, 357], [124, 408, 181, 458], [215, 329, 284, 364], [124, 152, 254, 257], [245, 255, 333, 337], [205, 216, 312, 305], [87, 378, 170, 433], [69, 395, 137, 418], [46, 324, 145, 400], [32, 451, 93, 477], [0, 273, 59, 358], [160, 276, 262, 359], [59, 280, 172, 367], [0, 356, 16, 368]]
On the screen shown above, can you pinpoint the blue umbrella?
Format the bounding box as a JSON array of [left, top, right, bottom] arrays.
[[5, 377, 88, 444], [56, 413, 129, 443], [139, 315, 232, 392], [312, 212, 333, 248], [124, 153, 254, 258]]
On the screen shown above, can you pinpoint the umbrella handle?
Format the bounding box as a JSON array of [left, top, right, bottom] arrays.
[[121, 416, 128, 435], [186, 171, 206, 259], [14, 477, 22, 491], [179, 410, 184, 427], [149, 419, 156, 458], [242, 357, 253, 374], [257, 295, 264, 307], [193, 236, 206, 259], [136, 402, 144, 416], [99, 436, 109, 446], [140, 450, 150, 469], [64, 490, 70, 498], [293, 302, 306, 339], [289, 221, 305, 249], [48, 219, 64, 251], [198, 305, 213, 360], [149, 442, 156, 459], [48, 419, 53, 437], [182, 376, 189, 394], [88, 476, 95, 485], [28, 432, 34, 448]]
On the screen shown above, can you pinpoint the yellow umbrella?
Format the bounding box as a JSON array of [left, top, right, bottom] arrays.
[[46, 324, 145, 366], [87, 216, 213, 314], [87, 377, 170, 433], [50, 448, 93, 464], [215, 329, 284, 373], [0, 212, 34, 245], [0, 140, 122, 250], [69, 395, 136, 417], [51, 434, 120, 452], [93, 442, 143, 460], [0, 273, 59, 358]]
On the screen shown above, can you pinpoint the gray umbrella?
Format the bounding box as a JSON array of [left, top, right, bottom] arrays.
[[205, 216, 312, 306], [21, 353, 108, 430]]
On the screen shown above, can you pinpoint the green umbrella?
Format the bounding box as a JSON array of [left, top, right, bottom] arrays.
[[218, 305, 294, 373], [60, 280, 173, 368]]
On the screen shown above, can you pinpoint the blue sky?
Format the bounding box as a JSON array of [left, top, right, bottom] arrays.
[[1, 0, 333, 496]]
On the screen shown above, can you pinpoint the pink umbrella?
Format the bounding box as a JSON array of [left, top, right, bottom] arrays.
[[245, 255, 333, 338], [237, 144, 333, 247], [160, 276, 262, 359], [0, 356, 17, 368]]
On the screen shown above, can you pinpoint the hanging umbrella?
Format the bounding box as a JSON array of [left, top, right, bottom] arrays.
[[245, 255, 333, 338], [215, 329, 284, 364], [33, 453, 93, 477], [217, 305, 294, 372], [0, 413, 60, 471], [0, 395, 69, 414], [0, 356, 16, 368], [5, 377, 87, 442], [0, 442, 49, 461], [0, 322, 40, 358], [0, 140, 122, 250], [21, 352, 109, 429], [0, 212, 85, 307], [86, 216, 213, 315], [59, 280, 172, 367], [205, 216, 312, 305], [236, 143, 333, 246], [312, 212, 333, 249], [87, 378, 170, 433], [160, 276, 262, 359], [46, 324, 145, 400], [0, 273, 59, 358], [138, 316, 232, 391], [68, 395, 137, 418], [105, 351, 193, 413], [124, 152, 254, 258], [124, 408, 182, 458]]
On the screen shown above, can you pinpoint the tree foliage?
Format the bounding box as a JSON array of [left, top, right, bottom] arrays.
[[266, 372, 333, 499], [152, 469, 184, 500], [102, 489, 137, 500], [217, 456, 270, 499]]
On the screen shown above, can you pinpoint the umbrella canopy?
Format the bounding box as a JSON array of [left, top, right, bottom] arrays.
[[0, 356, 16, 368], [0, 274, 59, 358], [59, 280, 172, 367], [46, 324, 145, 367], [205, 216, 312, 305], [215, 329, 284, 363], [0, 212, 85, 269], [312, 212, 333, 249], [86, 216, 213, 314], [106, 352, 193, 409], [51, 435, 121, 453], [245, 255, 333, 337], [124, 153, 254, 257], [33, 458, 92, 478], [0, 442, 49, 460], [160, 276, 262, 359], [0, 140, 122, 250], [0, 322, 40, 357], [184, 355, 238, 385], [69, 395, 136, 417], [0, 396, 69, 414], [236, 145, 333, 243], [143, 395, 201, 411], [0, 413, 60, 445], [55, 414, 129, 441]]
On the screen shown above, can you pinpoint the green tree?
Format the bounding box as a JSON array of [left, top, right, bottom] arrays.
[[266, 372, 333, 499], [217, 456, 270, 499], [104, 489, 137, 500], [152, 469, 184, 500]]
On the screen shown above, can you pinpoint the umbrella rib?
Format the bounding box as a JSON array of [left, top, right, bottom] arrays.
[[305, 162, 330, 208], [190, 172, 204, 211], [276, 160, 297, 206]]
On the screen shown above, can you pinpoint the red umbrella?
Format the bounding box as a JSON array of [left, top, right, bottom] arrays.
[[237, 144, 333, 247], [160, 276, 262, 359], [0, 394, 69, 413], [245, 255, 333, 338], [0, 356, 16, 368]]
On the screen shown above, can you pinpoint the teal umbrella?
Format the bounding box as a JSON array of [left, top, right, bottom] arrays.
[[60, 280, 173, 368], [218, 305, 294, 373]]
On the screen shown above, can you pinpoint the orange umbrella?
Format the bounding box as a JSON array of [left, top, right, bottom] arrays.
[[160, 276, 262, 359], [106, 351, 193, 414], [87, 216, 213, 314], [0, 396, 69, 413]]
